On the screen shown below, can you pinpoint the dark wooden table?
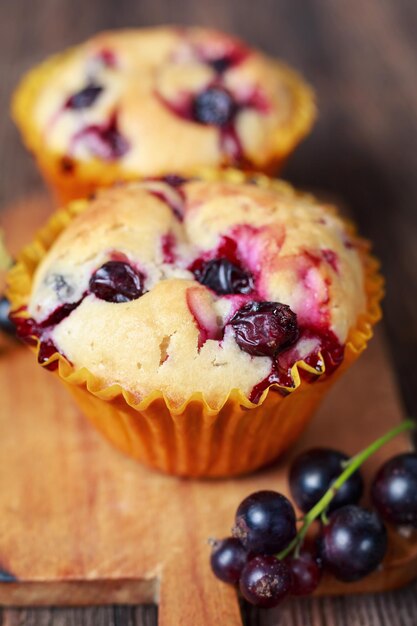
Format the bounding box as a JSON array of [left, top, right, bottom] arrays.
[[1, 0, 416, 624]]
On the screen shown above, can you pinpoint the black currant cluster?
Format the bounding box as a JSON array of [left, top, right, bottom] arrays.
[[210, 420, 417, 608]]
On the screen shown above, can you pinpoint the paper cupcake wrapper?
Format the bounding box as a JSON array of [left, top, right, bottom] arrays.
[[7, 172, 383, 477], [12, 48, 316, 204]]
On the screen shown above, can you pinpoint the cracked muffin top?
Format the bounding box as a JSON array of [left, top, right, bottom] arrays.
[[19, 175, 366, 408]]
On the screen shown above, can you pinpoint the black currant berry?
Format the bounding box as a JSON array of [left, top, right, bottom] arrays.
[[194, 258, 253, 295], [193, 87, 236, 127], [89, 261, 144, 303], [239, 555, 292, 608], [229, 301, 299, 357], [0, 296, 16, 337], [319, 505, 387, 582], [289, 448, 364, 513], [210, 537, 247, 584], [288, 551, 322, 596], [66, 84, 103, 109], [371, 453, 417, 527], [232, 490, 296, 554]]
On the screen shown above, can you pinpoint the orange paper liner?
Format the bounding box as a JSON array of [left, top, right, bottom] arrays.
[[7, 172, 383, 477], [11, 45, 316, 204]]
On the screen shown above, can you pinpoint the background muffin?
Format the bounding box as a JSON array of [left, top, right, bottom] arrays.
[[8, 171, 382, 476], [12, 27, 315, 203]]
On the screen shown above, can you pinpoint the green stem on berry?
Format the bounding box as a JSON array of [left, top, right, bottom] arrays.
[[321, 511, 329, 525], [277, 419, 416, 561]]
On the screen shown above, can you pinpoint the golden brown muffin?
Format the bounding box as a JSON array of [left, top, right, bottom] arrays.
[[12, 27, 315, 202], [8, 172, 382, 476]]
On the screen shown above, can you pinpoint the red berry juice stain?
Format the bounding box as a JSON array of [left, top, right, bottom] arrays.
[[200, 41, 250, 74], [145, 180, 186, 221], [322, 249, 339, 273], [96, 48, 117, 68], [72, 112, 129, 161], [10, 302, 81, 368], [161, 233, 177, 264]]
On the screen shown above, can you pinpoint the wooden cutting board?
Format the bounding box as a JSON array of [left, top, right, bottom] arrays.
[[0, 196, 416, 626]]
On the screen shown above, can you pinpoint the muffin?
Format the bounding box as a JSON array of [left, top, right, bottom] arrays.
[[7, 171, 382, 477], [12, 27, 315, 203]]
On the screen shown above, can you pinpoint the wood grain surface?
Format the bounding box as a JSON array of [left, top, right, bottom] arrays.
[[1, 0, 416, 624], [0, 252, 415, 624]]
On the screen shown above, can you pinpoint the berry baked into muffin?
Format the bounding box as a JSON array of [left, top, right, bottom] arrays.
[[12, 27, 315, 202], [8, 172, 382, 477]]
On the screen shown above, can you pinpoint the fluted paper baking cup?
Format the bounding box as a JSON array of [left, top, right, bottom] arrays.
[[7, 173, 383, 477]]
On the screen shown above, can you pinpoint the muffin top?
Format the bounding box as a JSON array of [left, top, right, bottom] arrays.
[[27, 26, 314, 174], [21, 175, 366, 409]]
